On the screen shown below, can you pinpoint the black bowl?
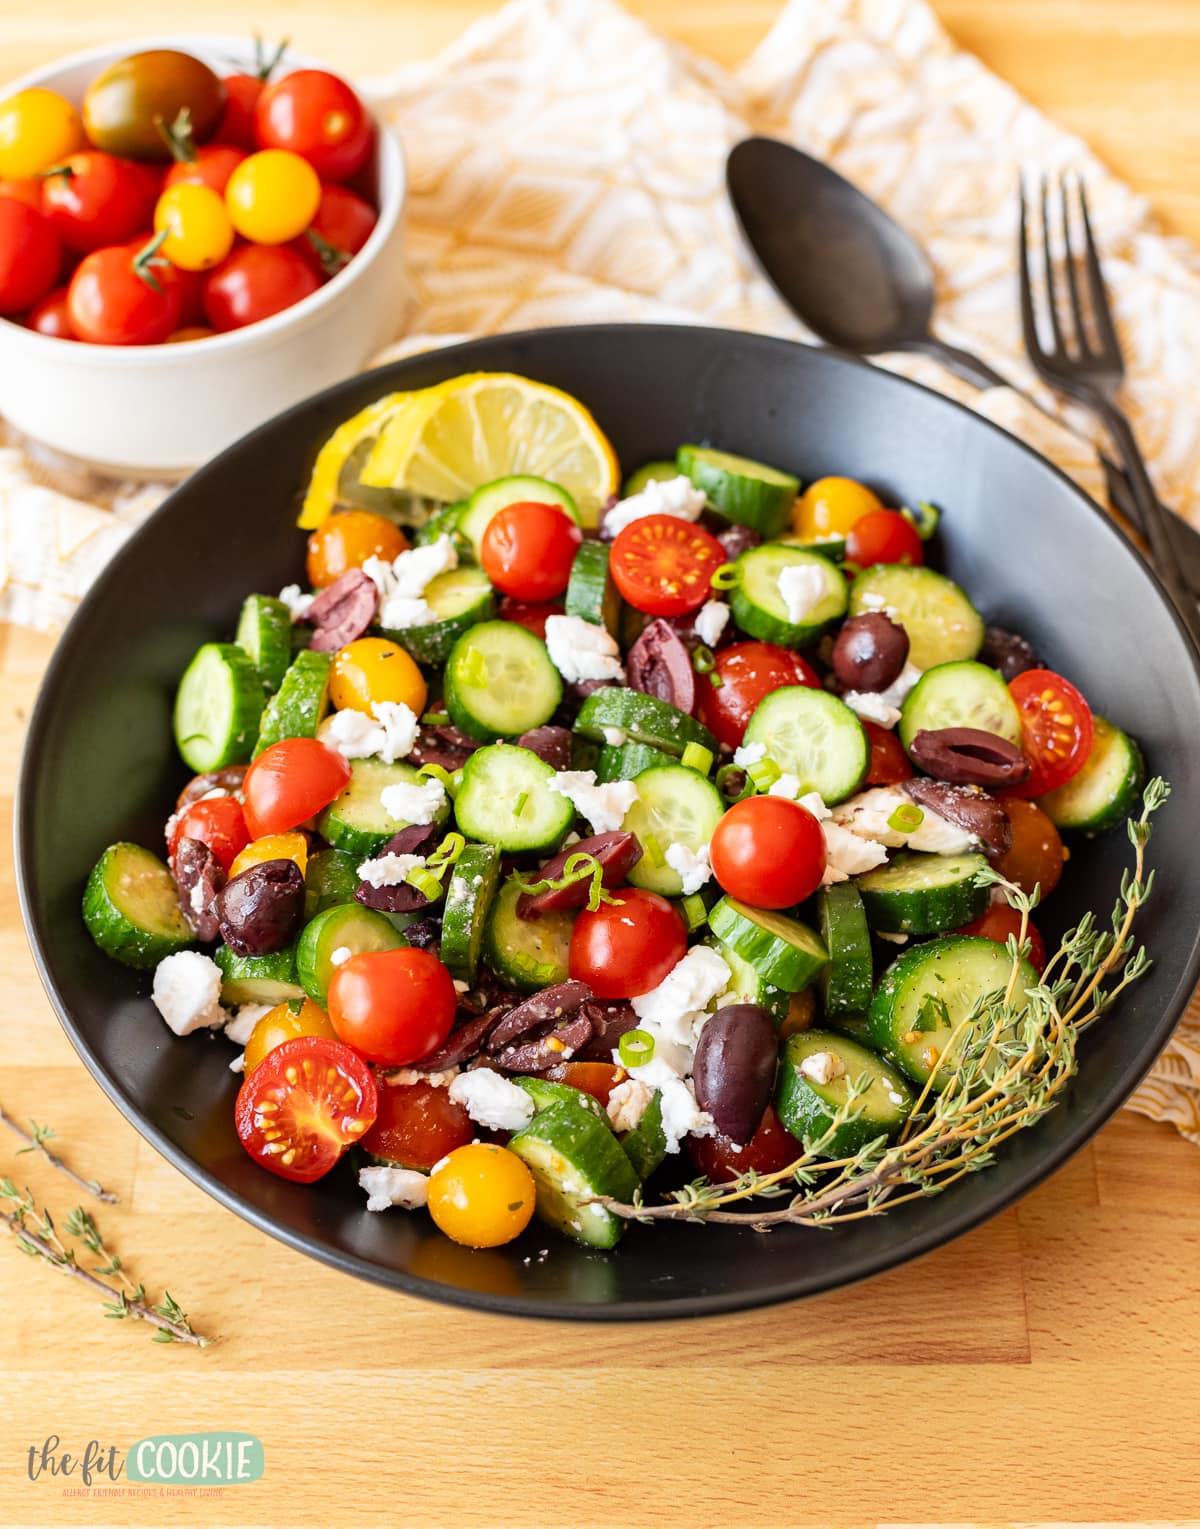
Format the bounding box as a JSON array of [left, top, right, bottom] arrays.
[[16, 325, 1200, 1319]]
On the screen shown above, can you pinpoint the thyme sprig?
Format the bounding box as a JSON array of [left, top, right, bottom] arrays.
[[0, 1103, 117, 1203], [599, 778, 1168, 1231]]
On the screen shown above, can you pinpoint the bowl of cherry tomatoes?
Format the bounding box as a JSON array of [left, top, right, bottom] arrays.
[[0, 35, 406, 476]]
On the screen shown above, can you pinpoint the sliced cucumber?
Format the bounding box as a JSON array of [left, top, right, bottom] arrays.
[[776, 1029, 913, 1156], [454, 744, 574, 853], [898, 660, 1022, 752], [623, 764, 724, 896], [730, 544, 848, 646], [741, 687, 868, 804], [707, 897, 828, 992], [595, 740, 676, 782], [868, 935, 1038, 1090], [1039, 716, 1144, 833], [512, 1076, 607, 1120], [780, 534, 847, 563], [708, 938, 790, 1023], [855, 850, 989, 935], [82, 843, 193, 970], [676, 444, 798, 537], [440, 842, 502, 983], [485, 875, 574, 992], [508, 1098, 639, 1248], [296, 903, 407, 1006], [318, 757, 450, 859], [254, 649, 332, 756], [443, 620, 562, 741], [619, 1089, 666, 1180], [575, 688, 716, 758], [621, 461, 679, 496], [564, 540, 620, 632], [458, 476, 581, 558], [304, 848, 360, 921], [817, 883, 873, 1020], [174, 642, 265, 771], [413, 499, 468, 550], [213, 942, 304, 1006], [235, 594, 294, 695], [849, 565, 983, 670], [384, 566, 496, 666]]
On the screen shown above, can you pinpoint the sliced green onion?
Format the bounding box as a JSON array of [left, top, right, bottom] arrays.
[[715, 763, 753, 801], [747, 757, 782, 792], [404, 867, 444, 902], [691, 644, 716, 674], [888, 802, 925, 833], [513, 790, 529, 816], [681, 742, 714, 775], [680, 894, 709, 932], [618, 1029, 656, 1068], [709, 562, 741, 591], [642, 833, 665, 868], [461, 649, 488, 688], [418, 762, 458, 796], [426, 831, 466, 871], [420, 710, 451, 726], [708, 669, 724, 689], [901, 500, 941, 540], [449, 767, 465, 796], [516, 851, 615, 912]]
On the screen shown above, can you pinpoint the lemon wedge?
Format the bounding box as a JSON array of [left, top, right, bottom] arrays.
[[297, 392, 412, 529]]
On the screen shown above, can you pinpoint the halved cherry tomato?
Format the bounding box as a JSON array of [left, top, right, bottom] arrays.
[[994, 799, 1064, 898], [255, 70, 375, 182], [845, 509, 923, 568], [40, 152, 156, 253], [863, 718, 914, 786], [241, 737, 350, 838], [687, 1104, 800, 1184], [243, 996, 338, 1074], [327, 948, 458, 1066], [710, 795, 826, 910], [569, 888, 688, 999], [26, 285, 74, 339], [234, 1035, 377, 1183], [427, 1143, 536, 1248], [480, 501, 582, 602], [790, 476, 883, 541], [202, 242, 319, 330], [169, 794, 250, 872], [1005, 668, 1094, 798], [293, 182, 377, 277], [67, 237, 181, 345], [0, 197, 60, 316], [697, 640, 820, 749], [329, 636, 427, 716], [164, 143, 246, 196], [360, 1080, 473, 1170], [497, 598, 563, 639], [544, 1061, 624, 1108], [610, 514, 726, 616], [958, 903, 1047, 974]]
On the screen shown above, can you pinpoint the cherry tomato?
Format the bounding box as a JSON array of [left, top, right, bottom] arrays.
[[159, 259, 205, 324], [154, 183, 234, 272], [228, 831, 308, 880], [0, 89, 85, 179], [225, 149, 321, 244], [26, 285, 74, 339], [497, 598, 563, 639], [255, 70, 375, 182], [360, 1080, 473, 1170], [327, 948, 457, 1066], [0, 178, 43, 210], [687, 1104, 800, 1184], [1005, 668, 1094, 798], [845, 509, 924, 568], [863, 719, 914, 786], [710, 795, 826, 910], [0, 198, 60, 316], [610, 515, 727, 617], [994, 799, 1065, 898], [241, 737, 350, 838], [82, 50, 226, 162], [697, 642, 820, 750], [294, 182, 377, 276], [164, 143, 246, 196], [166, 324, 214, 342], [329, 636, 427, 716], [544, 1061, 625, 1108], [169, 794, 250, 872], [243, 997, 338, 1074], [427, 1143, 536, 1248], [569, 888, 687, 999], [202, 243, 319, 330], [235, 1035, 377, 1183], [791, 477, 882, 541], [66, 237, 180, 344], [214, 74, 266, 149], [958, 904, 1047, 974], [306, 508, 408, 587], [40, 152, 155, 253], [480, 501, 582, 602]]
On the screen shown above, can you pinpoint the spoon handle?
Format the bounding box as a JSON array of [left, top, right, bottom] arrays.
[[897, 336, 1011, 392]]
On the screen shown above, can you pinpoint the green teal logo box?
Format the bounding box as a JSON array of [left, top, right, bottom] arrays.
[[126, 1432, 264, 1485]]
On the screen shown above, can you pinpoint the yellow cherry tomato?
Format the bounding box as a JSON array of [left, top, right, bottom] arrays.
[[791, 476, 884, 541], [0, 88, 85, 179], [307, 510, 409, 589], [153, 183, 234, 272], [244, 998, 338, 1074], [426, 1143, 537, 1248], [225, 149, 321, 245], [330, 637, 427, 716], [166, 325, 215, 343], [229, 831, 309, 881]]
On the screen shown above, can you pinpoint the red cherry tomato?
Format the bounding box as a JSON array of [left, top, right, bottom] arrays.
[[169, 794, 250, 873], [687, 1103, 800, 1184], [360, 1080, 473, 1170], [845, 509, 924, 568], [610, 515, 727, 617], [202, 243, 320, 331], [164, 143, 246, 197], [862, 719, 914, 786], [40, 152, 155, 253], [214, 73, 265, 149], [0, 197, 60, 316], [66, 239, 180, 345], [958, 903, 1047, 974], [497, 598, 563, 639], [569, 888, 688, 999], [480, 501, 582, 601], [710, 795, 826, 910], [544, 1061, 626, 1108], [697, 642, 820, 750], [327, 948, 457, 1067], [1005, 668, 1094, 798], [0, 178, 43, 210], [254, 70, 375, 182], [241, 737, 350, 838], [160, 259, 206, 325], [235, 1035, 377, 1183], [293, 182, 377, 276], [26, 285, 74, 339]]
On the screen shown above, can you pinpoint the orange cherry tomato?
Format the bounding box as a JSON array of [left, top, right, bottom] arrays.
[[243, 997, 338, 1074], [306, 508, 408, 587], [228, 831, 308, 881], [544, 1061, 625, 1108], [241, 737, 350, 838], [480, 501, 582, 601], [994, 799, 1065, 898], [235, 1035, 377, 1183], [426, 1143, 536, 1249], [958, 903, 1047, 973], [1005, 668, 1094, 799], [610, 515, 726, 616], [710, 795, 826, 910], [360, 1080, 473, 1170]]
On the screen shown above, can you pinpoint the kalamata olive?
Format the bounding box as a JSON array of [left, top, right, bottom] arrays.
[[215, 858, 304, 956], [410, 1009, 505, 1072], [903, 779, 1012, 855], [354, 823, 443, 913], [487, 980, 592, 1051], [577, 1000, 640, 1060], [492, 1014, 594, 1072], [716, 524, 761, 561], [408, 723, 479, 771], [307, 569, 377, 652], [516, 725, 574, 770], [176, 765, 246, 811], [402, 916, 442, 951], [517, 831, 643, 918], [692, 1004, 779, 1145], [831, 613, 909, 692], [908, 727, 1031, 787], [980, 625, 1039, 682], [627, 619, 696, 713], [173, 837, 225, 942]]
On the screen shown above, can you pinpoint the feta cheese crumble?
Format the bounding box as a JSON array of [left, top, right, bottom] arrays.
[[777, 563, 829, 626], [631, 946, 731, 1048], [606, 1078, 653, 1134], [359, 1165, 429, 1213], [223, 1002, 272, 1047], [790, 791, 889, 885], [380, 776, 446, 825], [603, 474, 706, 538], [385, 1066, 461, 1088], [549, 770, 638, 833], [364, 536, 458, 630], [799, 1050, 847, 1086], [320, 700, 419, 763], [657, 1077, 714, 1153], [601, 727, 627, 746], [543, 614, 625, 685], [692, 599, 730, 648], [277, 583, 314, 622], [357, 851, 425, 889], [448, 1068, 535, 1133], [841, 661, 923, 731], [833, 786, 975, 855], [733, 741, 766, 769], [151, 951, 227, 1037], [665, 841, 712, 894], [767, 773, 804, 801]]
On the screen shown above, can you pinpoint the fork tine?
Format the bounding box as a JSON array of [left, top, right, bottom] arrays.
[[1016, 178, 1045, 360], [1058, 175, 1090, 358], [1076, 177, 1123, 361], [1038, 176, 1066, 353]]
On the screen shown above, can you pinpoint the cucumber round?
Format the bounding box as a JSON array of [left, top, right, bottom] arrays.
[[454, 744, 574, 853], [730, 544, 848, 647], [618, 1089, 667, 1181], [708, 938, 790, 1023], [174, 642, 265, 772], [82, 843, 193, 970], [707, 896, 828, 992], [440, 842, 502, 984], [776, 1029, 913, 1156], [235, 594, 293, 695], [296, 903, 407, 1006], [458, 476, 581, 558], [383, 566, 496, 666], [254, 649, 332, 757], [855, 850, 989, 935], [413, 500, 468, 549], [594, 740, 676, 782], [507, 1098, 639, 1248], [817, 882, 873, 1020], [318, 757, 450, 859], [623, 764, 724, 896], [676, 444, 798, 537], [780, 534, 846, 563], [741, 687, 869, 804], [899, 660, 1022, 752], [849, 565, 983, 671], [512, 1076, 607, 1120], [213, 943, 304, 1006], [443, 620, 562, 741], [621, 461, 678, 497], [303, 848, 360, 921], [485, 875, 575, 993], [575, 688, 716, 758], [1038, 716, 1144, 833], [564, 540, 620, 633]]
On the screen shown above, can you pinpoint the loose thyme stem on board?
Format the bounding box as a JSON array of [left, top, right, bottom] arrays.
[[0, 1104, 118, 1203]]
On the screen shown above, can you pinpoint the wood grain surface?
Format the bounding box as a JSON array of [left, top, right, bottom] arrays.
[[3, 5, 1200, 1526]]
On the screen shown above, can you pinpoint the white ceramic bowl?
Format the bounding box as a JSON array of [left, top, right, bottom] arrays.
[[0, 35, 406, 477]]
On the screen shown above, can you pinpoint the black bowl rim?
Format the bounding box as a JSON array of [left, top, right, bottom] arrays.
[[15, 322, 1200, 1321]]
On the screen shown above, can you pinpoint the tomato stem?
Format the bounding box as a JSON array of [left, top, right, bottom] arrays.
[[132, 228, 172, 293], [254, 34, 290, 81], [155, 106, 197, 163], [36, 162, 74, 182], [305, 229, 352, 278]]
